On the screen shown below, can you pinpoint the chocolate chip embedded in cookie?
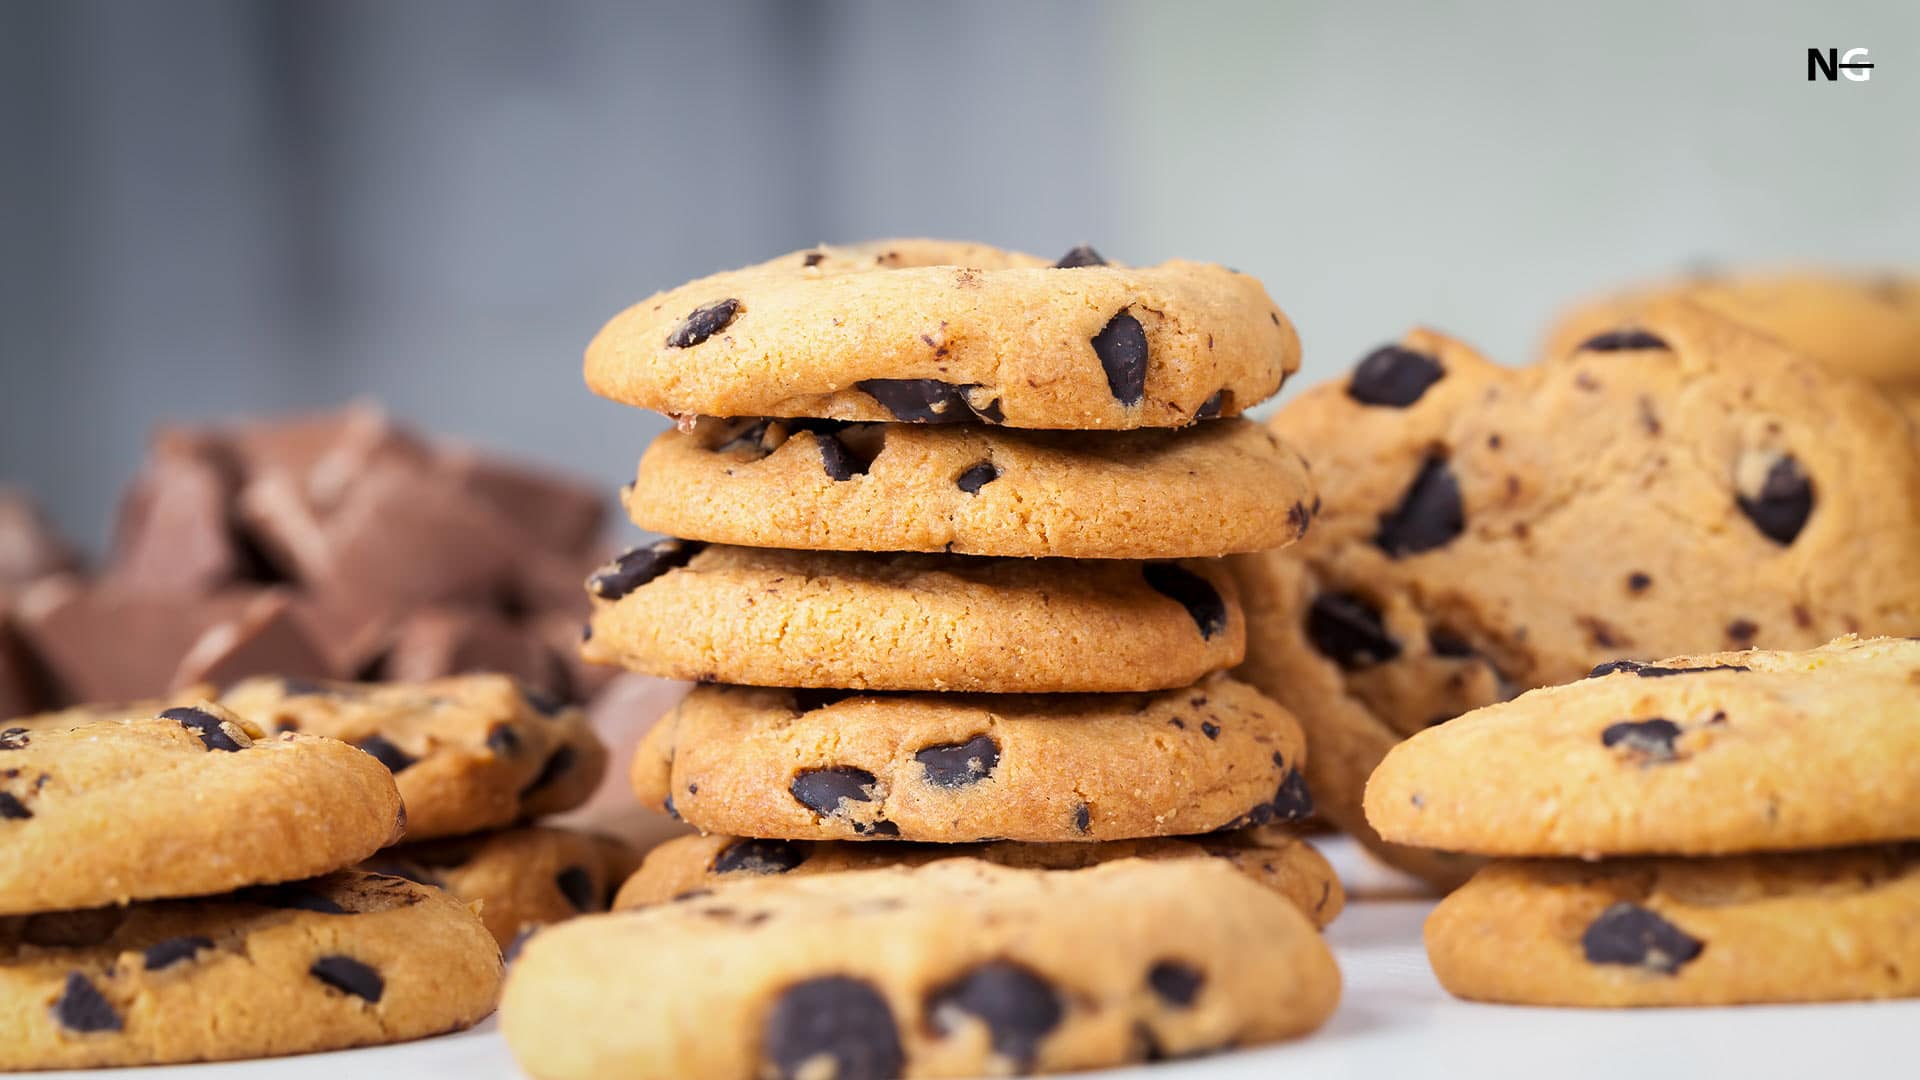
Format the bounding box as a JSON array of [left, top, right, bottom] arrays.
[[360, 826, 638, 947]]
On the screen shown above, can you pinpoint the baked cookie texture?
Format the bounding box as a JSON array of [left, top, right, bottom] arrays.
[[613, 827, 1344, 929], [584, 239, 1300, 430], [501, 859, 1339, 1079], [0, 871, 501, 1069], [626, 415, 1315, 559], [361, 826, 638, 948], [0, 706, 403, 916], [583, 542, 1245, 693], [631, 675, 1311, 844], [1366, 636, 1920, 857], [220, 674, 608, 841], [1425, 846, 1920, 1006], [1233, 302, 1920, 885]]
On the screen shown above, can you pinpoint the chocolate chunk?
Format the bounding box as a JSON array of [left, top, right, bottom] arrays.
[[1053, 245, 1107, 268], [815, 434, 868, 482], [143, 935, 214, 971], [1727, 618, 1759, 643], [854, 379, 1004, 424], [712, 838, 810, 876], [1588, 659, 1750, 678], [713, 418, 774, 457], [1578, 329, 1669, 352], [1147, 961, 1205, 1007], [1428, 628, 1475, 658], [0, 728, 25, 750], [486, 723, 522, 755], [1194, 390, 1230, 420], [555, 866, 596, 912], [243, 883, 347, 914], [1375, 456, 1465, 556], [522, 686, 565, 717], [662, 794, 679, 821], [1348, 345, 1444, 407], [310, 955, 385, 1002], [1626, 572, 1652, 594], [106, 439, 243, 593], [803, 251, 825, 267], [440, 448, 605, 557], [927, 962, 1064, 1068], [161, 706, 246, 752], [1091, 311, 1149, 406], [1142, 563, 1228, 639], [0, 489, 79, 586], [588, 539, 705, 601], [521, 745, 577, 797], [1073, 803, 1092, 833], [0, 792, 31, 820], [665, 299, 740, 348], [955, 462, 999, 494], [1601, 718, 1683, 761], [862, 820, 900, 837], [1581, 902, 1703, 974], [1737, 455, 1814, 545], [1267, 768, 1314, 821], [914, 735, 1000, 788], [763, 976, 904, 1080], [1305, 592, 1401, 668], [790, 767, 879, 818], [355, 735, 417, 774], [54, 972, 121, 1032]]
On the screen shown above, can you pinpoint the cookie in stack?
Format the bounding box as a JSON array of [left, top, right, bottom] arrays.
[[1366, 636, 1920, 1007], [502, 240, 1343, 1078]]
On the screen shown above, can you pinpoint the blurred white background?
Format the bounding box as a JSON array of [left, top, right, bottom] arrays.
[[3, 0, 1915, 547]]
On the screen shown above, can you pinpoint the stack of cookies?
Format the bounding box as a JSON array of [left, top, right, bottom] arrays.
[[1366, 636, 1920, 1008], [502, 240, 1345, 1077]]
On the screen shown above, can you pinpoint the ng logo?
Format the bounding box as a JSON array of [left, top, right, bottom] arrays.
[[1808, 48, 1873, 81]]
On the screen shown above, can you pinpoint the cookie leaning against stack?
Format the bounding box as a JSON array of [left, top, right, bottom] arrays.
[[502, 239, 1341, 1079], [1366, 636, 1920, 1007]]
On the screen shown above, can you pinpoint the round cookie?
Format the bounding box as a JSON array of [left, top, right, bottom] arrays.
[[1426, 846, 1920, 1007], [583, 542, 1245, 693], [1366, 636, 1920, 857], [626, 415, 1315, 558], [632, 674, 1311, 844], [0, 704, 403, 916], [1233, 303, 1920, 885], [584, 239, 1299, 430], [0, 870, 501, 1068], [614, 827, 1344, 929], [502, 859, 1340, 1079], [362, 826, 639, 948], [220, 674, 608, 842]]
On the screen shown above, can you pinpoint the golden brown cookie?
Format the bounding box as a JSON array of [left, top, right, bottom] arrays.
[[361, 826, 639, 948], [584, 239, 1299, 430], [582, 542, 1244, 692], [632, 675, 1311, 843], [501, 859, 1340, 1079]]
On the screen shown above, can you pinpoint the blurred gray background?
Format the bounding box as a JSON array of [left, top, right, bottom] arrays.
[[3, 0, 1916, 550]]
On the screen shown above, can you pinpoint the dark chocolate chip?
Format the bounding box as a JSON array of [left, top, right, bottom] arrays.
[[665, 299, 740, 348], [54, 972, 121, 1032], [1727, 618, 1759, 642], [1348, 345, 1444, 407], [712, 838, 811, 876], [1588, 659, 1751, 679], [242, 883, 347, 914], [1737, 455, 1814, 545], [815, 433, 869, 481], [763, 976, 904, 1080], [1194, 389, 1230, 420], [1091, 310, 1149, 406], [1375, 455, 1465, 556], [854, 379, 1003, 424], [588, 539, 705, 600], [1073, 802, 1092, 833], [143, 935, 214, 971], [1053, 245, 1107, 268], [486, 723, 522, 755], [1147, 961, 1206, 1007], [926, 962, 1064, 1068], [521, 745, 577, 797], [1578, 329, 1669, 352], [861, 820, 900, 837], [355, 735, 416, 774], [1626, 572, 1653, 594], [555, 866, 596, 912], [161, 706, 245, 752], [790, 767, 878, 818], [1581, 902, 1702, 974], [1429, 628, 1475, 658], [1600, 718, 1684, 761], [1142, 562, 1228, 640], [1267, 768, 1314, 821], [0, 792, 30, 820], [955, 461, 999, 494], [310, 955, 384, 1002], [1305, 592, 1401, 668], [1200, 722, 1220, 740], [663, 794, 679, 820], [522, 686, 564, 716], [0, 728, 25, 750], [914, 735, 1000, 788], [803, 251, 825, 267]]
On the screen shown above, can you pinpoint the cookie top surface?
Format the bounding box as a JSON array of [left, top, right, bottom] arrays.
[[362, 826, 637, 948], [0, 870, 501, 1069], [1365, 636, 1920, 857], [613, 826, 1343, 928], [1233, 304, 1920, 884], [501, 859, 1339, 1079], [625, 415, 1315, 559], [1426, 846, 1920, 1007], [0, 705, 403, 915], [583, 239, 1300, 430], [583, 542, 1245, 693], [220, 674, 608, 841], [632, 674, 1311, 844]]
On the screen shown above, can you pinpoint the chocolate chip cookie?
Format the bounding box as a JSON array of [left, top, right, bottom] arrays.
[[583, 542, 1244, 692], [0, 870, 501, 1068], [632, 674, 1311, 843], [626, 415, 1314, 558], [501, 859, 1340, 1078], [584, 239, 1299, 430], [1, 705, 403, 915], [361, 825, 639, 947]]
